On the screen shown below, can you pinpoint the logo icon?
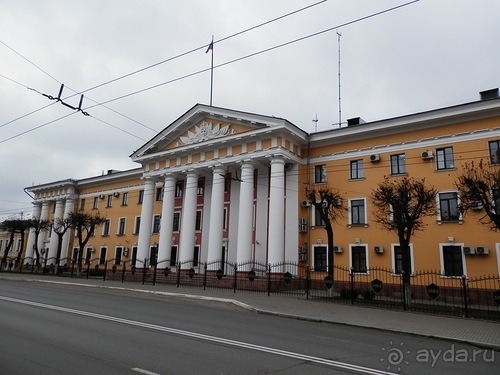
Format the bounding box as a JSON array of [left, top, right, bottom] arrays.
[[381, 341, 411, 372]]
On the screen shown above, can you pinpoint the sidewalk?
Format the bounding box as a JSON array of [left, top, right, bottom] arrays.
[[1, 273, 499, 350]]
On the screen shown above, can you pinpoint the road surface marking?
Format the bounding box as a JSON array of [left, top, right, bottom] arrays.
[[0, 295, 398, 375], [131, 368, 161, 375]]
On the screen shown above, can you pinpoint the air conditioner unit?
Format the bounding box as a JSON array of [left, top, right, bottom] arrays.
[[123, 247, 129, 256], [476, 246, 489, 255], [369, 154, 380, 162], [374, 246, 384, 254], [299, 224, 308, 233], [333, 245, 343, 253], [463, 246, 475, 255], [471, 201, 483, 210], [299, 217, 308, 225], [113, 191, 120, 197], [99, 194, 105, 199], [299, 253, 308, 261], [298, 246, 307, 254], [301, 200, 310, 207], [421, 150, 434, 159]]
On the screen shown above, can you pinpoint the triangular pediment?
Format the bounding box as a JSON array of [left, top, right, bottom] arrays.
[[131, 104, 291, 159]]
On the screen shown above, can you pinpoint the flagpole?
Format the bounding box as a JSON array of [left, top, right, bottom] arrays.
[[209, 35, 214, 106]]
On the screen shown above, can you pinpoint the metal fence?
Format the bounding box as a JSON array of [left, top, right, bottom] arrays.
[[4, 257, 500, 321]]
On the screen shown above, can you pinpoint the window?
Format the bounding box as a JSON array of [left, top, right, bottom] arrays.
[[313, 202, 327, 226], [224, 174, 231, 193], [115, 247, 123, 265], [131, 246, 138, 267], [93, 197, 98, 210], [489, 140, 500, 164], [121, 192, 128, 206], [314, 165, 326, 183], [195, 210, 203, 231], [134, 217, 141, 234], [152, 215, 161, 233], [138, 190, 144, 204], [313, 246, 327, 272], [223, 208, 228, 231], [349, 199, 366, 225], [436, 147, 454, 170], [351, 245, 368, 273], [442, 245, 464, 276], [79, 199, 85, 211], [390, 154, 406, 175], [156, 187, 163, 201], [193, 246, 200, 267], [197, 179, 204, 195], [150, 246, 158, 266], [99, 247, 107, 265], [350, 159, 364, 179], [102, 219, 110, 236], [106, 195, 113, 208], [175, 182, 183, 198], [392, 245, 413, 275], [170, 246, 178, 266], [72, 248, 79, 263], [438, 192, 460, 221], [118, 218, 126, 235], [173, 212, 181, 232], [84, 248, 92, 264]]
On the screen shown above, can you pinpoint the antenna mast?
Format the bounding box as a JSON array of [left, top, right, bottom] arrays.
[[313, 114, 318, 133], [337, 30, 342, 128]]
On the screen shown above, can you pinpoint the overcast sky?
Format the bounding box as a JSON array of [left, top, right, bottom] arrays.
[[1, 0, 498, 220]]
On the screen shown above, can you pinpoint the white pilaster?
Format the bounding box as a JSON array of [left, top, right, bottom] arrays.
[[268, 156, 285, 265], [25, 202, 42, 263], [179, 171, 198, 266], [61, 197, 75, 264], [158, 174, 176, 265], [207, 166, 226, 263], [236, 161, 255, 264], [37, 201, 51, 255], [137, 178, 156, 266], [47, 199, 64, 263]]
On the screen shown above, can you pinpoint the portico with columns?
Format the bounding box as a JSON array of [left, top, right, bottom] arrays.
[[132, 104, 307, 270]]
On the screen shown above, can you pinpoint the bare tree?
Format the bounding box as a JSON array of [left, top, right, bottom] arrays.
[[371, 176, 437, 305], [0, 219, 31, 269], [27, 218, 51, 265], [455, 159, 500, 230], [305, 186, 345, 277], [52, 216, 73, 267], [69, 212, 106, 268]]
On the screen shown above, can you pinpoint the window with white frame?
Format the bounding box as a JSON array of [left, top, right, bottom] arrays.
[[173, 212, 181, 232], [175, 181, 183, 198], [313, 202, 327, 226], [84, 247, 92, 264], [223, 208, 228, 231], [392, 244, 414, 275], [121, 192, 128, 206], [138, 190, 144, 204], [93, 197, 98, 209], [313, 245, 327, 272], [438, 191, 460, 222], [99, 247, 107, 265], [350, 245, 368, 273], [72, 248, 79, 263], [440, 244, 465, 276], [350, 159, 364, 180], [106, 195, 113, 208], [197, 179, 204, 195], [314, 164, 326, 184], [489, 140, 500, 165], [117, 217, 126, 235], [170, 246, 178, 266], [349, 198, 366, 225], [193, 245, 200, 267], [436, 147, 455, 170], [195, 210, 203, 231], [152, 215, 161, 233], [79, 198, 85, 211], [155, 187, 163, 201], [102, 219, 110, 236], [134, 217, 141, 235], [390, 154, 406, 175], [131, 246, 138, 267], [115, 247, 123, 265]]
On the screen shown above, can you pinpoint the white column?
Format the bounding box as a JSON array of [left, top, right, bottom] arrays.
[[179, 171, 198, 266], [37, 201, 51, 255], [236, 161, 255, 264], [137, 178, 156, 266], [25, 202, 42, 263], [47, 199, 64, 263], [268, 156, 286, 265], [158, 174, 176, 265], [207, 166, 226, 263], [60, 197, 75, 264]]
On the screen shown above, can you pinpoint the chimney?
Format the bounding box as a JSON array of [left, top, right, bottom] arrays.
[[347, 117, 366, 126], [479, 88, 499, 101]]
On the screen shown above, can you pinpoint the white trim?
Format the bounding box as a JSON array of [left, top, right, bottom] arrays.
[[438, 243, 466, 277], [348, 243, 369, 274], [390, 243, 414, 275]]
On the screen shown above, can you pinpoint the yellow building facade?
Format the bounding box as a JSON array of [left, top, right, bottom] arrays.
[[22, 93, 500, 280]]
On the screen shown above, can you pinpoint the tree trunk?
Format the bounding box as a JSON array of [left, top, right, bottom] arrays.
[[400, 242, 412, 307]]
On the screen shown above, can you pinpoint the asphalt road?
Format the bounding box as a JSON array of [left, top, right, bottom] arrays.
[[0, 280, 496, 374]]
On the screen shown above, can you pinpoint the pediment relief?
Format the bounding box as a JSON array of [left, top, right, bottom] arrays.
[[175, 121, 236, 146]]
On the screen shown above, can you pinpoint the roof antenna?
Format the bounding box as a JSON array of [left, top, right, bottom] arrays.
[[313, 114, 318, 133]]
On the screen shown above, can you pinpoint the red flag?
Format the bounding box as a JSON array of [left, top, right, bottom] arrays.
[[205, 41, 213, 53]]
